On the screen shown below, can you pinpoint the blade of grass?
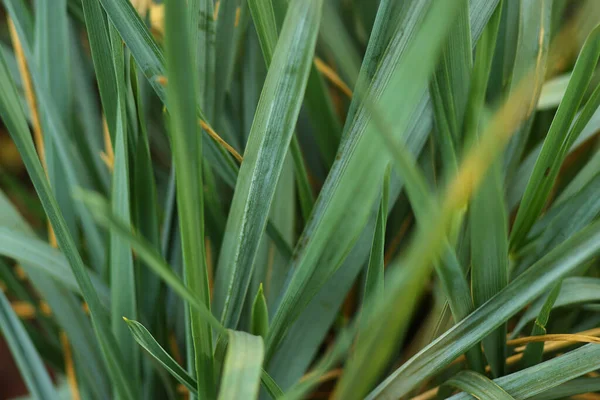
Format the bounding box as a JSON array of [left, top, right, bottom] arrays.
[[247, 0, 316, 221], [130, 60, 162, 329], [503, 0, 552, 181], [251, 284, 269, 339], [445, 371, 515, 400], [212, 0, 323, 329], [510, 24, 600, 250], [261, 368, 284, 399], [0, 41, 136, 400], [528, 378, 600, 400], [370, 102, 485, 374], [108, 22, 139, 384], [214, 0, 244, 148], [0, 289, 57, 400], [271, 0, 343, 168], [520, 281, 562, 368], [124, 317, 198, 394], [470, 139, 509, 377], [34, 0, 79, 243], [448, 343, 600, 400], [513, 277, 600, 335], [364, 166, 390, 302], [217, 331, 264, 400], [164, 0, 215, 395], [429, 0, 471, 172], [465, 6, 507, 375], [344, 0, 397, 127]]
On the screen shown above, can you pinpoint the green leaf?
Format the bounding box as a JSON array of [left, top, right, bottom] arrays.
[[364, 166, 390, 303], [108, 22, 139, 385], [251, 284, 269, 339], [510, 24, 600, 250], [367, 219, 600, 399], [212, 0, 323, 329], [470, 147, 509, 377], [261, 368, 284, 399], [520, 281, 561, 368], [80, 0, 119, 141], [0, 289, 57, 400], [345, 0, 397, 127], [34, 0, 79, 243], [164, 0, 214, 395], [503, 0, 552, 180], [124, 317, 198, 394], [429, 0, 471, 172], [0, 41, 136, 400], [513, 277, 600, 335], [445, 371, 515, 400], [528, 378, 600, 400], [449, 344, 600, 399], [217, 331, 265, 400], [247, 0, 316, 222], [465, 7, 506, 377], [130, 59, 162, 328]]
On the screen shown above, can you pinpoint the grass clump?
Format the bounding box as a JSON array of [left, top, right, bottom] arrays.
[[1, 0, 600, 399]]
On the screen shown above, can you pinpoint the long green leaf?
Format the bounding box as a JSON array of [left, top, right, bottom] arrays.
[[445, 371, 515, 400], [503, 0, 552, 180], [165, 0, 214, 396], [466, 5, 507, 375], [212, 0, 323, 329], [217, 331, 265, 400], [247, 0, 316, 222], [34, 0, 78, 243], [108, 22, 139, 386], [449, 344, 600, 399], [520, 281, 561, 368], [513, 277, 600, 334], [470, 148, 509, 378], [510, 24, 600, 249], [529, 378, 600, 400], [429, 0, 471, 171], [125, 318, 198, 394], [364, 166, 390, 302]]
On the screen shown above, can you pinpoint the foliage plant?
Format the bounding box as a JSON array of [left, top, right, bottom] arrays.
[[1, 0, 600, 399]]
